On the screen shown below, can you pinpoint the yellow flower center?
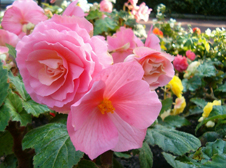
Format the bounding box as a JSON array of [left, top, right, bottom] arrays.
[[98, 99, 115, 114]]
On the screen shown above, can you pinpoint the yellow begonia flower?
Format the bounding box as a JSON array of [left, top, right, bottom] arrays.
[[172, 96, 186, 115], [202, 100, 221, 118], [168, 76, 183, 97]]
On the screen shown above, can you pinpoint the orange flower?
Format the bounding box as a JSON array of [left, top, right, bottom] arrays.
[[152, 27, 163, 37], [193, 27, 201, 35]]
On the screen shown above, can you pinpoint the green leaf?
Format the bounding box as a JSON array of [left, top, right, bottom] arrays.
[[139, 142, 153, 168], [0, 61, 9, 106], [22, 123, 84, 168], [114, 152, 131, 159], [201, 154, 226, 168], [0, 154, 17, 168], [162, 152, 194, 168], [22, 100, 50, 117], [94, 17, 117, 35], [190, 98, 207, 108], [5, 44, 16, 58], [161, 115, 191, 128], [113, 158, 124, 168], [215, 82, 226, 92], [85, 9, 103, 20], [182, 76, 202, 92], [77, 160, 98, 168], [146, 125, 201, 155], [0, 105, 11, 131], [196, 62, 216, 77], [160, 98, 173, 114], [196, 106, 226, 132], [8, 72, 27, 101], [0, 131, 13, 157]]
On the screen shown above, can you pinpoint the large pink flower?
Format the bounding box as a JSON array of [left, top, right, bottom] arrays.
[[63, 0, 85, 17], [100, 0, 113, 13], [0, 29, 20, 54], [125, 47, 174, 90], [132, 2, 152, 22], [1, 0, 47, 38], [16, 15, 112, 113], [144, 26, 161, 51], [67, 61, 161, 159], [107, 27, 143, 63], [173, 54, 188, 72]]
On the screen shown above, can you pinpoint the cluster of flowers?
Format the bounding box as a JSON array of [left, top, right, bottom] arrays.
[[0, 0, 175, 159]]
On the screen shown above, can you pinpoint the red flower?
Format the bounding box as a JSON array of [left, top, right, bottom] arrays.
[[152, 27, 163, 37], [193, 27, 201, 35], [173, 55, 188, 72]]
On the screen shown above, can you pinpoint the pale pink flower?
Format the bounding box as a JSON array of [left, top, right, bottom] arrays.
[[185, 50, 196, 61], [125, 47, 174, 90], [145, 26, 161, 51], [173, 54, 188, 72], [132, 2, 152, 22], [1, 0, 47, 38], [107, 27, 143, 63], [0, 29, 20, 54], [128, 0, 138, 7], [50, 0, 56, 3], [63, 0, 85, 17], [67, 61, 161, 159], [100, 0, 113, 13], [16, 15, 112, 113]]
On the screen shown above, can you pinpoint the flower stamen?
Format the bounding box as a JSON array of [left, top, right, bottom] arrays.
[[98, 98, 115, 114]]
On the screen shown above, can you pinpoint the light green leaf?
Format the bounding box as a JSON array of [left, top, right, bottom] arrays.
[[0, 105, 11, 131], [196, 106, 226, 132], [190, 98, 207, 108], [161, 115, 190, 128], [8, 72, 28, 101], [94, 17, 117, 35], [146, 125, 201, 155], [196, 62, 216, 77], [22, 123, 84, 168], [0, 131, 13, 157], [139, 142, 153, 168], [22, 100, 50, 117], [5, 44, 16, 58], [160, 98, 173, 114], [77, 160, 98, 168], [114, 152, 131, 159], [0, 61, 9, 106], [85, 9, 103, 20], [5, 91, 31, 126]]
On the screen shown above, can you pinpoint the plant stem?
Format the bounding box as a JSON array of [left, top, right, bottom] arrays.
[[100, 150, 113, 168], [6, 121, 35, 168]]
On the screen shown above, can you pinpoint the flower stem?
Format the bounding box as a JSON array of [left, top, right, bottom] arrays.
[[100, 150, 113, 168]]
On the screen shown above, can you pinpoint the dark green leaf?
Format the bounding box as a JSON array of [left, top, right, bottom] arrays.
[[182, 76, 202, 92], [215, 82, 226, 92], [189, 106, 203, 115], [0, 154, 17, 168], [94, 17, 117, 35], [139, 142, 153, 168], [0, 61, 9, 106], [22, 123, 84, 168], [114, 152, 131, 159], [201, 154, 226, 168], [77, 160, 98, 168], [196, 106, 226, 132], [113, 158, 124, 168], [8, 72, 27, 101], [199, 132, 221, 144], [5, 91, 31, 126], [0, 131, 13, 157], [161, 115, 191, 128], [5, 44, 16, 58], [160, 98, 173, 114], [146, 125, 201, 155], [162, 152, 194, 168], [190, 98, 207, 108], [197, 62, 216, 77], [22, 100, 50, 117], [0, 105, 11, 131], [85, 9, 103, 20]]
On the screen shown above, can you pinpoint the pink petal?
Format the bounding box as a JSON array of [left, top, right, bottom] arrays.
[[145, 33, 161, 51], [63, 0, 85, 17]]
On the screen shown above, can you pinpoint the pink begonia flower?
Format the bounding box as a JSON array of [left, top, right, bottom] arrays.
[[100, 0, 113, 13], [185, 50, 196, 61], [125, 47, 174, 90], [50, 0, 56, 3], [145, 26, 161, 51], [128, 0, 138, 7], [63, 0, 85, 17], [0, 29, 20, 54], [107, 27, 144, 63], [16, 15, 112, 113], [1, 0, 47, 38], [67, 61, 162, 160], [132, 2, 152, 22], [173, 54, 188, 72]]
